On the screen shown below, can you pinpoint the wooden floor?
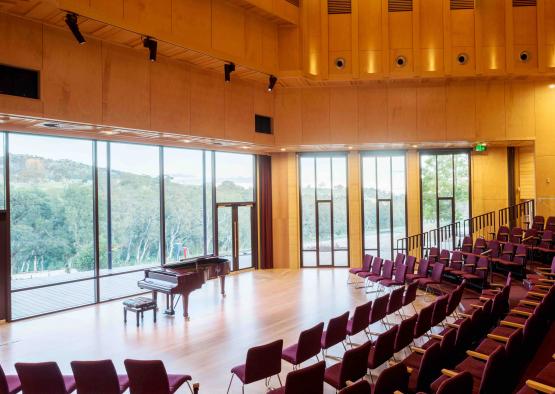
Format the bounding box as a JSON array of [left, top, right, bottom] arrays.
[[0, 268, 433, 393]]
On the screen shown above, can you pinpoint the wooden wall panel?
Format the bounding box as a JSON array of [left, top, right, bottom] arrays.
[[172, 0, 212, 50], [274, 89, 302, 145], [123, 0, 172, 37], [416, 83, 446, 141], [212, 1, 246, 59], [505, 81, 535, 140], [101, 44, 150, 130], [150, 59, 191, 133], [278, 26, 301, 72], [189, 68, 226, 138], [518, 146, 536, 202], [471, 148, 508, 216], [513, 6, 538, 72], [330, 87, 358, 144], [387, 84, 417, 142], [357, 84, 388, 142], [225, 81, 255, 142], [476, 81, 506, 141], [301, 88, 330, 144], [446, 81, 476, 141], [42, 28, 103, 124], [545, 0, 555, 68], [477, 0, 506, 73]]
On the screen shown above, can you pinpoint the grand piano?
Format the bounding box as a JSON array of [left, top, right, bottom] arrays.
[[137, 255, 230, 320]]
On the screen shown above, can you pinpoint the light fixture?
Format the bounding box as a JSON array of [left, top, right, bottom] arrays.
[[268, 75, 277, 92], [549, 83, 555, 89], [241, 146, 249, 149], [181, 139, 191, 143], [280, 148, 286, 152], [411, 144, 418, 149], [224, 62, 235, 82], [99, 130, 120, 136], [143, 37, 157, 62], [347, 146, 353, 150], [65, 13, 86, 45]]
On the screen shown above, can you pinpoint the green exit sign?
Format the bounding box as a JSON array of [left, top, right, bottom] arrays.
[[475, 143, 487, 152]]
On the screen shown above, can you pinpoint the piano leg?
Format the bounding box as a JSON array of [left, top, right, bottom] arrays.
[[220, 275, 226, 297], [164, 294, 176, 315], [182, 291, 191, 321], [152, 291, 158, 306]]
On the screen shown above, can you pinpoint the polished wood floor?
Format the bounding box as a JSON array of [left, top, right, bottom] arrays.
[[0, 269, 433, 393]]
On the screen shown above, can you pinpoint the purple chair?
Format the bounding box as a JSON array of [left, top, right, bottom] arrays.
[[379, 264, 407, 290], [386, 286, 405, 319], [282, 322, 324, 368], [367, 326, 398, 383], [449, 251, 464, 272], [324, 341, 372, 390], [532, 215, 545, 231], [496, 226, 510, 243], [497, 243, 527, 278], [406, 259, 429, 282], [372, 362, 410, 394], [349, 255, 373, 284], [434, 371, 473, 394], [14, 362, 76, 394], [0, 364, 21, 394], [446, 281, 466, 319], [405, 255, 417, 276], [267, 361, 325, 394], [321, 312, 349, 357], [402, 281, 419, 316], [509, 227, 524, 244], [71, 360, 129, 394], [460, 256, 489, 287], [124, 359, 191, 394], [358, 257, 383, 288], [393, 314, 418, 356], [406, 342, 442, 393], [428, 247, 440, 264], [394, 253, 406, 270], [460, 236, 473, 254], [367, 260, 393, 292], [418, 262, 445, 295], [414, 303, 434, 339], [227, 340, 283, 393], [435, 249, 450, 270], [368, 294, 389, 334], [431, 294, 449, 328], [347, 300, 373, 343], [337, 380, 372, 394]]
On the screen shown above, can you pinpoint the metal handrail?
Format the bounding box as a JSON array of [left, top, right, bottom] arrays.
[[463, 211, 496, 240], [498, 199, 535, 229]]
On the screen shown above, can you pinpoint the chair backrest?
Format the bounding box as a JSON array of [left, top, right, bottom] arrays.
[[428, 247, 439, 262], [394, 314, 418, 353], [381, 260, 393, 279], [509, 227, 523, 244], [243, 339, 283, 384], [416, 259, 429, 276], [0, 364, 10, 394], [504, 328, 523, 361], [439, 327, 457, 361], [479, 346, 506, 394], [532, 215, 545, 231], [373, 362, 410, 394], [323, 312, 350, 349], [71, 360, 121, 394], [350, 300, 372, 335], [371, 257, 383, 275], [405, 255, 416, 274], [414, 303, 434, 338], [500, 242, 515, 260], [340, 341, 372, 387], [454, 317, 473, 352], [283, 361, 325, 394], [295, 322, 325, 364], [461, 236, 473, 253], [394, 253, 405, 267], [403, 281, 419, 306], [368, 326, 398, 369], [523, 228, 538, 246], [497, 226, 510, 242], [387, 286, 405, 315], [513, 244, 527, 266], [362, 254, 373, 272], [474, 237, 487, 251], [435, 371, 473, 394], [450, 251, 463, 271], [369, 294, 389, 324], [393, 264, 407, 283], [550, 255, 555, 274], [538, 230, 554, 249], [546, 217, 555, 232], [430, 262, 445, 282], [15, 362, 68, 394], [463, 254, 477, 273], [337, 380, 371, 394], [486, 240, 500, 258], [475, 256, 489, 280], [439, 249, 450, 264], [414, 342, 442, 392], [124, 359, 170, 394], [431, 294, 449, 327], [447, 281, 465, 316]]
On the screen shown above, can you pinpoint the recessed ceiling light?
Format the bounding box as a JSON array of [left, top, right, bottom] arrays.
[[280, 148, 286, 152], [411, 144, 418, 148], [348, 146, 353, 150], [241, 146, 249, 149], [181, 139, 191, 143], [549, 83, 555, 89], [99, 130, 120, 135]]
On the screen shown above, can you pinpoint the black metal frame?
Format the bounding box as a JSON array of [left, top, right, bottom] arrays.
[[298, 152, 350, 268], [360, 150, 408, 260], [3, 131, 258, 321]]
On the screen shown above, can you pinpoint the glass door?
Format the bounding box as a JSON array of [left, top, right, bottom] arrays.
[[317, 201, 333, 266], [216, 203, 255, 271]]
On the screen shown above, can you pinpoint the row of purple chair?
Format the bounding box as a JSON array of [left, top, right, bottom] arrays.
[[0, 359, 194, 394]]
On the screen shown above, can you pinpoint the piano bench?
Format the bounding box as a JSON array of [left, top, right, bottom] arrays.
[[123, 297, 157, 327]]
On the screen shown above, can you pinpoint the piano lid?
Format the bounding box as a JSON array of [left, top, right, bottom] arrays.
[[162, 254, 230, 269]]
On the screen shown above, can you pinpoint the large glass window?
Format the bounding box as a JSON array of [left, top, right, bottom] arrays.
[[9, 134, 95, 319], [299, 153, 349, 267], [362, 152, 407, 260], [420, 151, 471, 242]]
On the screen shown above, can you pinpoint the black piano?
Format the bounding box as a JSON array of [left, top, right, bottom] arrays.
[[137, 255, 231, 320]]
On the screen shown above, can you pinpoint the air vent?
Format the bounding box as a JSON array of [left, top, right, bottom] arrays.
[[450, 0, 474, 10], [37, 122, 91, 130], [0, 64, 39, 99], [285, 0, 299, 6], [388, 0, 412, 12], [255, 114, 273, 135], [513, 0, 536, 6], [328, 0, 351, 14]]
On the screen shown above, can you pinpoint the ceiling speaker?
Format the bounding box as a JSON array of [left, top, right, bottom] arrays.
[[395, 56, 407, 68], [519, 51, 530, 63], [335, 57, 346, 69], [456, 53, 469, 65]]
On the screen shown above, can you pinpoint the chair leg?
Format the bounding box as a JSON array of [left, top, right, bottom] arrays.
[[315, 354, 320, 362], [186, 381, 194, 394], [277, 374, 283, 387], [242, 385, 245, 394], [342, 341, 348, 351], [226, 374, 234, 394]]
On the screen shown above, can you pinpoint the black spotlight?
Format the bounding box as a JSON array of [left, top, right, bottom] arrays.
[[267, 75, 277, 92], [65, 13, 86, 45], [224, 62, 235, 82], [143, 37, 157, 62]]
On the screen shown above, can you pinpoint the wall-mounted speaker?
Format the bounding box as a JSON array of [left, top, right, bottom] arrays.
[[395, 56, 407, 68], [519, 51, 530, 63], [0, 64, 39, 99], [335, 57, 346, 69], [255, 114, 273, 134], [456, 53, 469, 65]]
